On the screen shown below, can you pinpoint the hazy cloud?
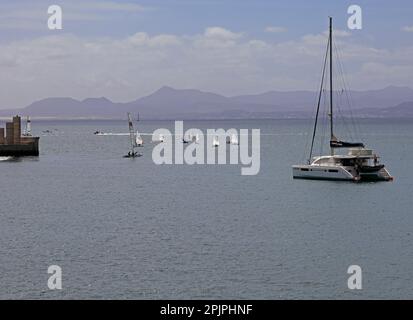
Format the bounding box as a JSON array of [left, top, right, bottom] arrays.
[[0, 1, 151, 30], [265, 26, 287, 33], [0, 26, 412, 108], [204, 27, 243, 40], [402, 26, 413, 32], [80, 1, 148, 12], [322, 29, 351, 37]]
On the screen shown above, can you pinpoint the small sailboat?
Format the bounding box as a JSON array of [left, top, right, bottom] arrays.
[[159, 134, 165, 142], [213, 136, 219, 147], [136, 130, 144, 147], [230, 134, 239, 145], [195, 134, 200, 144], [182, 133, 191, 144], [292, 18, 392, 182], [124, 113, 142, 158]]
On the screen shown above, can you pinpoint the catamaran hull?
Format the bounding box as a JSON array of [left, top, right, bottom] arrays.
[[292, 165, 392, 182], [359, 167, 393, 181], [292, 165, 356, 181]]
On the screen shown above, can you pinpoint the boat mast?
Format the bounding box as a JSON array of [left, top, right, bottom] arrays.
[[329, 17, 334, 156], [308, 36, 329, 164], [127, 112, 136, 154], [308, 18, 331, 164]]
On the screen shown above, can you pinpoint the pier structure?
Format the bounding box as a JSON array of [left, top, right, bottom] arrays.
[[0, 116, 39, 156]]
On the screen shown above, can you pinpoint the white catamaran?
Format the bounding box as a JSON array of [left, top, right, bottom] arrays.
[[292, 18, 393, 182]]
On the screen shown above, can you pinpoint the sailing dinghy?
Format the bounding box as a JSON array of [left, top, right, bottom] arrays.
[[136, 130, 144, 147], [213, 136, 219, 147], [124, 113, 142, 158]]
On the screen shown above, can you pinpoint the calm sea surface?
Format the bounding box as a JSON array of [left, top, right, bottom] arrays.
[[0, 119, 412, 299]]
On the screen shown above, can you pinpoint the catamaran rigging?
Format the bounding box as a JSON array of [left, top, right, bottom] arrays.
[[292, 17, 392, 182]]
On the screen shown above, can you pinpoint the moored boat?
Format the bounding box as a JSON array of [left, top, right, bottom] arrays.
[[292, 18, 393, 182]]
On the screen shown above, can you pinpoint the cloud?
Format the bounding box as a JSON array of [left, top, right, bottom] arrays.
[[402, 26, 413, 32], [80, 1, 148, 12], [128, 32, 181, 47], [322, 29, 351, 37], [204, 27, 243, 40], [0, 27, 412, 108], [265, 26, 287, 33], [0, 1, 151, 30]]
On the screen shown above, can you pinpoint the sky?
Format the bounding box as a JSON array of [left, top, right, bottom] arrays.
[[0, 0, 412, 108]]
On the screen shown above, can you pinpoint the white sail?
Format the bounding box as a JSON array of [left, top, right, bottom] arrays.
[[213, 136, 219, 147], [195, 133, 200, 143], [136, 131, 143, 146], [180, 132, 191, 143], [127, 113, 137, 151], [159, 134, 165, 142], [230, 134, 238, 145]]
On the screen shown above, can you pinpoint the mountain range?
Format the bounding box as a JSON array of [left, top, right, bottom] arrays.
[[1, 85, 413, 119]]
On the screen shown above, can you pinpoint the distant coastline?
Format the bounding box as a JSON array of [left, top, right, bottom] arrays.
[[1, 85, 413, 120]]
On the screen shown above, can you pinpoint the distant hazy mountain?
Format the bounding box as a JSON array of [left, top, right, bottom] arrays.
[[233, 86, 413, 109], [378, 101, 413, 117], [1, 85, 413, 119]]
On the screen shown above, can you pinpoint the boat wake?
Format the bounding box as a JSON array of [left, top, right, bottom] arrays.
[[96, 132, 153, 136]]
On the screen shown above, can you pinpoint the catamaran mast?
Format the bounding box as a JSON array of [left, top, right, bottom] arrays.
[[329, 17, 334, 156], [308, 18, 330, 163], [307, 17, 366, 162]]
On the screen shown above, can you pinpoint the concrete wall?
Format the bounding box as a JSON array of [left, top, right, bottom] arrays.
[[13, 116, 21, 145], [20, 136, 38, 145], [6, 122, 14, 145], [0, 116, 39, 156], [0, 137, 39, 156]]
